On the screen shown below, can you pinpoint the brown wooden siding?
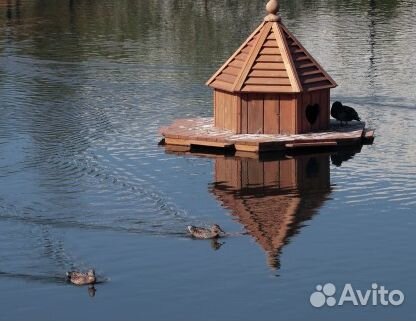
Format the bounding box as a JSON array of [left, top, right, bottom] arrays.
[[263, 94, 280, 134], [320, 89, 330, 129], [214, 89, 238, 132], [247, 94, 264, 134], [216, 91, 297, 135], [240, 93, 248, 134], [240, 93, 296, 135], [280, 95, 296, 135], [296, 89, 330, 133], [214, 89, 329, 135]]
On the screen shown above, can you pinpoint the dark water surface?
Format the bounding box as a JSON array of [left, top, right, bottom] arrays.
[[1, 0, 415, 320]]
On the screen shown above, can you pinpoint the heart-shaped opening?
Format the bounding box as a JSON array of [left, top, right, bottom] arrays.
[[305, 104, 320, 125]]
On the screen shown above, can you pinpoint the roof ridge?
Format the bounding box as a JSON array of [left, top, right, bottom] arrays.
[[273, 23, 302, 93], [233, 22, 273, 91]]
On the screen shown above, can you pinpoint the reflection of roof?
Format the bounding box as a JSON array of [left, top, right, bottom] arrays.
[[211, 155, 331, 269], [206, 21, 337, 93]]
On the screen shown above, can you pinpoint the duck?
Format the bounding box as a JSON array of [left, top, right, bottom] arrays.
[[66, 269, 96, 285], [331, 101, 361, 125], [187, 224, 225, 239]]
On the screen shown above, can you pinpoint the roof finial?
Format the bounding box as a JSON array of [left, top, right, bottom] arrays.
[[264, 0, 281, 22]]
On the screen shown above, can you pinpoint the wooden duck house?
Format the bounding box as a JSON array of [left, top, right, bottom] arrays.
[[160, 0, 374, 153], [206, 0, 337, 135]]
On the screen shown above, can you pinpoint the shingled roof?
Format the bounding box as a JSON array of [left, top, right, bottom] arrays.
[[206, 21, 337, 93]]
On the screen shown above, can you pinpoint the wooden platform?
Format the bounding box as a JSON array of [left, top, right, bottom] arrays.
[[160, 117, 374, 153]]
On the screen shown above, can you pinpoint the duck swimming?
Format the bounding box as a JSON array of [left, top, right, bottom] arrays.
[[187, 224, 225, 239], [66, 269, 96, 285], [331, 101, 361, 125]]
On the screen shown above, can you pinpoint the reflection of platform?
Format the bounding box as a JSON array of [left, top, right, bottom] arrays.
[[160, 117, 374, 152]]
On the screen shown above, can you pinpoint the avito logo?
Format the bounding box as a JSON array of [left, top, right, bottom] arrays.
[[310, 283, 404, 308]]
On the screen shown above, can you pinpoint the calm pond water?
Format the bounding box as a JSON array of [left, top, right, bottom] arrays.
[[1, 0, 416, 320]]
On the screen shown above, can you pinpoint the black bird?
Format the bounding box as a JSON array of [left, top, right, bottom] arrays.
[[331, 101, 360, 125]]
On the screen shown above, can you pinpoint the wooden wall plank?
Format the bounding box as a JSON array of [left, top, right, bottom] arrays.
[[214, 90, 241, 132], [295, 95, 300, 133], [317, 90, 324, 131], [224, 93, 231, 130], [297, 94, 303, 132], [290, 96, 297, 134], [230, 94, 237, 133], [317, 90, 324, 130], [231, 93, 238, 132], [217, 90, 225, 129], [279, 94, 295, 134], [214, 90, 219, 128], [241, 94, 248, 134], [263, 94, 280, 134], [248, 94, 264, 134], [218, 91, 222, 129], [213, 90, 217, 127], [322, 89, 330, 130], [236, 95, 241, 133]]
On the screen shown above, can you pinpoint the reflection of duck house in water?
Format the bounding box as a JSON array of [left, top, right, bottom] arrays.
[[160, 0, 374, 153], [211, 154, 332, 269]]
